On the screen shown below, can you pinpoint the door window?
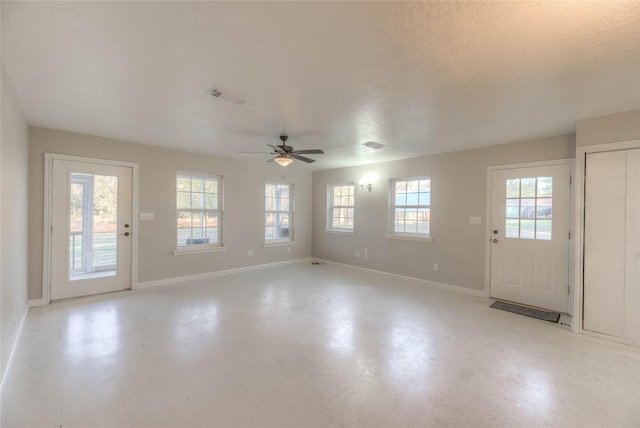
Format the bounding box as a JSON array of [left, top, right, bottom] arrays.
[[505, 177, 552, 240], [68, 173, 118, 280]]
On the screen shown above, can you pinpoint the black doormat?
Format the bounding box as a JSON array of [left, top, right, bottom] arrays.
[[490, 301, 560, 323]]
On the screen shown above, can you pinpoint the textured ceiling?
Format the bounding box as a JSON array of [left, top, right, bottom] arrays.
[[2, 1, 639, 170]]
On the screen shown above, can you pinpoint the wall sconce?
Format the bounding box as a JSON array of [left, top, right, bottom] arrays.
[[359, 172, 379, 192], [360, 181, 373, 192]]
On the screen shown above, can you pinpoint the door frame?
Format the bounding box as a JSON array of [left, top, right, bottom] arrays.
[[574, 139, 640, 337], [42, 153, 139, 304], [484, 159, 575, 313]]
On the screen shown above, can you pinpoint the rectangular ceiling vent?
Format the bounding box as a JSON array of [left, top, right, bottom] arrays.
[[206, 87, 247, 106]]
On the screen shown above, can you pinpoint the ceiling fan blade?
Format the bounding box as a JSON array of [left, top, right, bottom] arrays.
[[290, 154, 315, 163], [267, 157, 277, 163], [294, 149, 324, 155], [267, 144, 286, 154], [240, 151, 271, 154]]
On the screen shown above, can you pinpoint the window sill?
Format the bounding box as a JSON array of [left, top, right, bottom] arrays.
[[325, 229, 355, 235], [263, 241, 296, 247], [173, 246, 227, 256], [384, 234, 432, 243]]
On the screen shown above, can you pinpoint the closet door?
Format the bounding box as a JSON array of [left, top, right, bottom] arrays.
[[624, 149, 639, 341], [583, 148, 639, 342]]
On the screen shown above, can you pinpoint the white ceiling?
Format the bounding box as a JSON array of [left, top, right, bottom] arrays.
[[2, 1, 639, 171]]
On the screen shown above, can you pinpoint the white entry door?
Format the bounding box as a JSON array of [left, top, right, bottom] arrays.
[[490, 163, 571, 312], [50, 158, 133, 300]]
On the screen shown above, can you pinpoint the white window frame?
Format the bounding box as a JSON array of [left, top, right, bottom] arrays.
[[387, 176, 432, 242], [264, 182, 294, 245], [327, 183, 355, 233], [175, 172, 225, 254]]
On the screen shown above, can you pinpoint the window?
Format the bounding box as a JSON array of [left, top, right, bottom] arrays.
[[265, 182, 294, 242], [390, 177, 431, 237], [505, 176, 552, 240], [176, 173, 222, 250], [327, 183, 355, 232]]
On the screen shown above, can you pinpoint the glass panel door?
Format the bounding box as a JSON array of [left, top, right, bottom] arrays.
[[50, 157, 132, 301]]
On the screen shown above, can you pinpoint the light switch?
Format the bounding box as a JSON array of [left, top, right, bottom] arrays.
[[140, 212, 155, 220]]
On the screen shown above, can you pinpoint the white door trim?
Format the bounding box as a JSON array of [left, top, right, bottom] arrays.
[[42, 153, 139, 304], [484, 158, 575, 310], [573, 139, 640, 334]]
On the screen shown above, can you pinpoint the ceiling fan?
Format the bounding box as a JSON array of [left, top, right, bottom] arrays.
[[267, 135, 324, 166]]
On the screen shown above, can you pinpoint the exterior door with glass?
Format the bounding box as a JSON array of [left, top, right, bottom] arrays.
[[490, 163, 571, 312], [50, 158, 133, 300]]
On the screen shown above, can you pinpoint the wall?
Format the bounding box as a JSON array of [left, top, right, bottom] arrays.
[[576, 109, 640, 147], [312, 134, 575, 292], [29, 127, 312, 300], [1, 62, 29, 381]]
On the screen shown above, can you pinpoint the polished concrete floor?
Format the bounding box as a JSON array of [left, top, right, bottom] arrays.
[[2, 262, 639, 427]]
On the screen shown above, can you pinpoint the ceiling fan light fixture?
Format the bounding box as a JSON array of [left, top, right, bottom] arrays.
[[275, 155, 293, 167]]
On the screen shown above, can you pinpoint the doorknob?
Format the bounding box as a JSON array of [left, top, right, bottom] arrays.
[[124, 232, 130, 237], [492, 238, 499, 243], [493, 230, 499, 235]]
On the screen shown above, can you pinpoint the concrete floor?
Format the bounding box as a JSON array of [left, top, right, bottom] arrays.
[[2, 262, 639, 427]]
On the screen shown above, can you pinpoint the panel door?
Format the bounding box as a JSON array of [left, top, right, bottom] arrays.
[[490, 164, 571, 312], [583, 148, 640, 341]]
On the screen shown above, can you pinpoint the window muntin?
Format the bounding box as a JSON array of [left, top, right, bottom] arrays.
[[505, 176, 552, 240], [390, 177, 431, 237], [265, 182, 294, 242], [176, 173, 222, 249], [328, 183, 355, 231]]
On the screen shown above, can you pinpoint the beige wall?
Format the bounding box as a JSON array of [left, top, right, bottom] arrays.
[[576, 109, 640, 147], [312, 134, 575, 292], [28, 127, 312, 300], [1, 62, 30, 380]]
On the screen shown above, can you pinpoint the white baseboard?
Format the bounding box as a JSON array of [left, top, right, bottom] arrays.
[[581, 329, 640, 347], [313, 258, 486, 298], [136, 257, 313, 289], [1, 304, 29, 389], [28, 298, 47, 308]]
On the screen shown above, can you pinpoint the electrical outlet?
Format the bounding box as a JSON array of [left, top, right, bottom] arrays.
[[433, 263, 439, 271], [364, 254, 368, 261], [248, 250, 253, 256], [364, 248, 368, 255], [287, 247, 291, 253], [355, 251, 361, 258]]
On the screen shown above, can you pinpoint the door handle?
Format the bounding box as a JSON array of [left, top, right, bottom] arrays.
[[119, 232, 130, 237], [493, 230, 499, 235], [492, 238, 498, 243]]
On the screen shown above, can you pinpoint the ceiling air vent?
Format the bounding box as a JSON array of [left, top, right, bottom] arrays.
[[206, 87, 247, 106], [363, 141, 385, 150]]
